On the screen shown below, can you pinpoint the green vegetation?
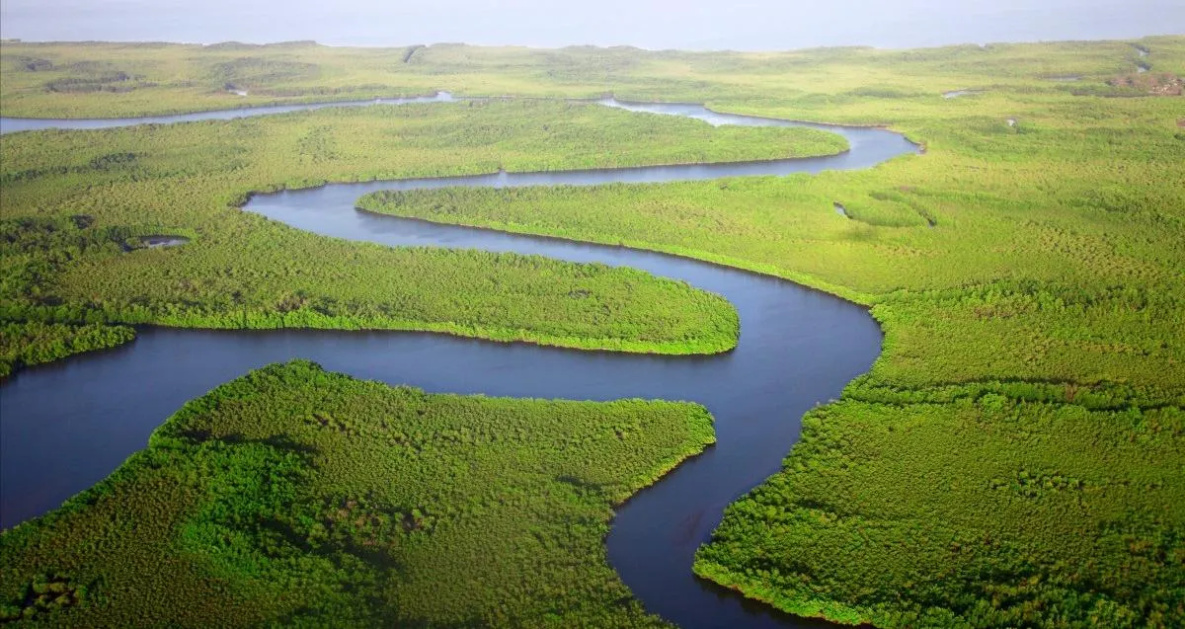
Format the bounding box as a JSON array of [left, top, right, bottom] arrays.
[[695, 380, 1184, 628], [358, 158, 1185, 391], [0, 99, 854, 373], [343, 38, 1185, 627], [2, 36, 1183, 627], [0, 321, 134, 378], [2, 37, 1181, 119], [0, 215, 144, 376], [0, 360, 714, 626]]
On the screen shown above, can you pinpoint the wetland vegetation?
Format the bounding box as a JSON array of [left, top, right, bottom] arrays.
[[0, 98, 850, 375], [695, 380, 1184, 627], [333, 38, 1185, 627], [1, 35, 1183, 628], [0, 361, 713, 626]]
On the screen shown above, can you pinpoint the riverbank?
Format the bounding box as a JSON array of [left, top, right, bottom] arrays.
[[1, 99, 855, 376], [0, 95, 892, 628], [0, 361, 715, 626]]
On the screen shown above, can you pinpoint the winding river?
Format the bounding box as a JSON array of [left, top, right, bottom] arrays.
[[0, 96, 918, 628]]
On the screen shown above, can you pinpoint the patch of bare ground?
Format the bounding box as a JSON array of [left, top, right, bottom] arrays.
[[1107, 72, 1184, 96]]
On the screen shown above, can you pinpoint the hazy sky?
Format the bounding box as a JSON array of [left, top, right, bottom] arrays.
[[2, 0, 1183, 50]]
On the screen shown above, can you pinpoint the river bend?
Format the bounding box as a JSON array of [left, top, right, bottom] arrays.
[[0, 96, 918, 628]]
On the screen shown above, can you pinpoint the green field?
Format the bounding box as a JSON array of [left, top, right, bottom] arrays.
[[0, 361, 713, 626], [1, 36, 1183, 628]]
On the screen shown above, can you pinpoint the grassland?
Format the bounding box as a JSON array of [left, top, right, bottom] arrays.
[[0, 360, 714, 626], [0, 100, 854, 376], [1, 36, 1183, 628]]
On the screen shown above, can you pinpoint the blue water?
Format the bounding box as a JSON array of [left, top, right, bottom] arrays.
[[0, 98, 918, 627]]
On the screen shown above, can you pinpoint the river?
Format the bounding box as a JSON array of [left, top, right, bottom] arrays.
[[0, 97, 918, 627]]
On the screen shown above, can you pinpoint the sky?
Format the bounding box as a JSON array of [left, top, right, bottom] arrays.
[[1, 0, 1183, 51]]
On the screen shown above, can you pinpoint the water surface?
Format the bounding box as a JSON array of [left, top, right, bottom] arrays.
[[0, 99, 917, 628], [0, 93, 453, 134]]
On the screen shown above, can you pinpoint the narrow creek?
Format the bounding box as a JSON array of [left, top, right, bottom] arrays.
[[0, 96, 919, 627]]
